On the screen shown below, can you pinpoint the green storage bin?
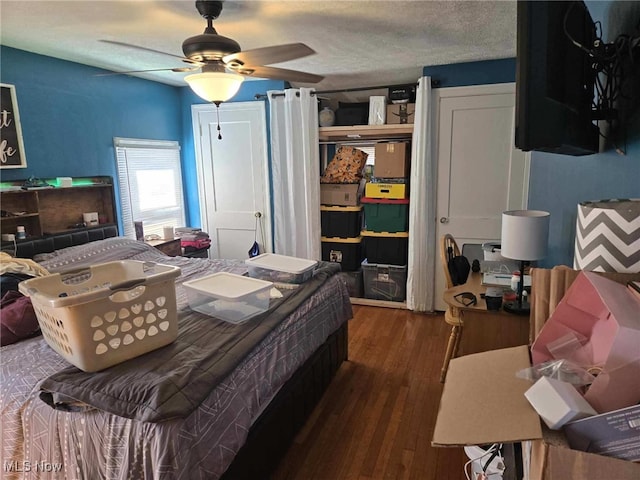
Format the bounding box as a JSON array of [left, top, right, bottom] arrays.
[[361, 197, 409, 233]]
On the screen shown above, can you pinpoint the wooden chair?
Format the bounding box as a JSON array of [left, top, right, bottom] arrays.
[[439, 234, 464, 383]]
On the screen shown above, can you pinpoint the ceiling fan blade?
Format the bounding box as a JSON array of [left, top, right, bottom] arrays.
[[100, 39, 201, 65], [222, 43, 316, 68], [95, 66, 199, 77], [236, 65, 324, 84]]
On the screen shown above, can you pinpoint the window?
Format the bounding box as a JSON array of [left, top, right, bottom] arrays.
[[114, 138, 185, 239]]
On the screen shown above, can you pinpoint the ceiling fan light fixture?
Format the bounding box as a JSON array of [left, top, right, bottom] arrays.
[[185, 71, 244, 103]]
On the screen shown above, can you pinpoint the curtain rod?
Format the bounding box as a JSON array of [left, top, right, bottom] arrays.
[[254, 79, 439, 100]]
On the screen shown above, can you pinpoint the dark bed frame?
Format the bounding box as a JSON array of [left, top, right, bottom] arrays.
[[7, 227, 349, 480], [222, 321, 348, 479], [3, 224, 119, 259]]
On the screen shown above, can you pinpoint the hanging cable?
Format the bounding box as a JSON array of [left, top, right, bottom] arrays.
[[214, 101, 223, 140]]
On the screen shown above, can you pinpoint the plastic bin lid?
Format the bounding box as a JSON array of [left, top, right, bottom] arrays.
[[320, 205, 363, 212], [321, 236, 363, 243], [362, 258, 407, 268], [360, 230, 409, 238], [184, 272, 272, 300], [245, 253, 317, 274]]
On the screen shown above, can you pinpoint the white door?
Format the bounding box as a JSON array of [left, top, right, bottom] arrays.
[[434, 83, 530, 311], [192, 102, 272, 260]]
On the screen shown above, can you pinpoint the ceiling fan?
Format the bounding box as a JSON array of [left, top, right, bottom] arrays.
[[101, 0, 324, 103]]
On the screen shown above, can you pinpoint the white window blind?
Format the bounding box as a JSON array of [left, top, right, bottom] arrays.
[[114, 138, 185, 239]]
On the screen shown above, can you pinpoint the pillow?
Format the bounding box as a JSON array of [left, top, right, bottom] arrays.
[[320, 146, 368, 183], [1, 290, 40, 346]]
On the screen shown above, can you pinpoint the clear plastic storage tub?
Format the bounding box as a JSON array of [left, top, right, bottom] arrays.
[[18, 260, 181, 372], [361, 259, 407, 302], [183, 272, 273, 323], [245, 253, 317, 284]]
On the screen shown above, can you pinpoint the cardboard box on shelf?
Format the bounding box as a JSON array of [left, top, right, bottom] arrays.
[[432, 346, 640, 480], [374, 142, 410, 178], [320, 183, 362, 206], [386, 103, 415, 124]]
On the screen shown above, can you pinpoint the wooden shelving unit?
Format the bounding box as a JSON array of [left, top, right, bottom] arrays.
[[0, 176, 117, 240], [319, 124, 414, 142], [320, 123, 414, 309]]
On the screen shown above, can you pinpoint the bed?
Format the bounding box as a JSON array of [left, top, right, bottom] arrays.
[[0, 234, 352, 479]]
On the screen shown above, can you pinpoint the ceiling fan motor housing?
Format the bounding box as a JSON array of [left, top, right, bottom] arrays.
[[196, 0, 223, 20], [182, 34, 241, 62]]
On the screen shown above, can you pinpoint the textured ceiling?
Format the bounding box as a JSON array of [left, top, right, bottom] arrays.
[[0, 0, 517, 95]]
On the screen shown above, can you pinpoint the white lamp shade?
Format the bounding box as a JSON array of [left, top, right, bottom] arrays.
[[185, 72, 244, 103], [501, 210, 550, 261]]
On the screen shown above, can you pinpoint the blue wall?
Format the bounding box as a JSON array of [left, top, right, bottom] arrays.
[[0, 47, 182, 232], [4, 0, 638, 268], [0, 47, 182, 181], [1, 46, 284, 231], [529, 0, 640, 267], [423, 58, 516, 88], [423, 1, 640, 268]]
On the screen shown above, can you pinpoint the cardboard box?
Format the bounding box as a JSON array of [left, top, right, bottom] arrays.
[[374, 142, 409, 178], [386, 103, 415, 124], [564, 404, 640, 462], [320, 183, 362, 206], [432, 346, 640, 479], [531, 271, 640, 414]]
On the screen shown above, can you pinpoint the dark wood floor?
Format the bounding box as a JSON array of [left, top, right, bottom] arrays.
[[272, 306, 467, 480]]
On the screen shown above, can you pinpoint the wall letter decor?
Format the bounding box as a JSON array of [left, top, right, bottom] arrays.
[[0, 83, 27, 169]]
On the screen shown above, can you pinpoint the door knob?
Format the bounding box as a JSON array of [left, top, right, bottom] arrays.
[[440, 217, 449, 224]]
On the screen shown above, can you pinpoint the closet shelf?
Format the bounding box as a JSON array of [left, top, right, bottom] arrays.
[[319, 124, 414, 142]]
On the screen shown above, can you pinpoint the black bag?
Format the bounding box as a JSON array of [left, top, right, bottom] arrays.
[[447, 251, 470, 286]]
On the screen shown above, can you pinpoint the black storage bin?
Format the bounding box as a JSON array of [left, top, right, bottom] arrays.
[[321, 236, 363, 272], [335, 101, 369, 126], [321, 205, 362, 238], [361, 230, 408, 265]]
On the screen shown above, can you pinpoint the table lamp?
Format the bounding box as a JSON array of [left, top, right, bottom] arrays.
[[501, 210, 550, 315]]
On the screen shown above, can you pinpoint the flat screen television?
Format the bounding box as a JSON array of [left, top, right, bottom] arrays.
[[515, 1, 600, 156]]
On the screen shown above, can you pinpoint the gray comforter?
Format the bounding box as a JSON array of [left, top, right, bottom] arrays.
[[38, 260, 340, 422], [1, 238, 352, 479]]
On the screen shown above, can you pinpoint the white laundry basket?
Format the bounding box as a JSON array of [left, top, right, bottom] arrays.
[[19, 260, 181, 372]]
